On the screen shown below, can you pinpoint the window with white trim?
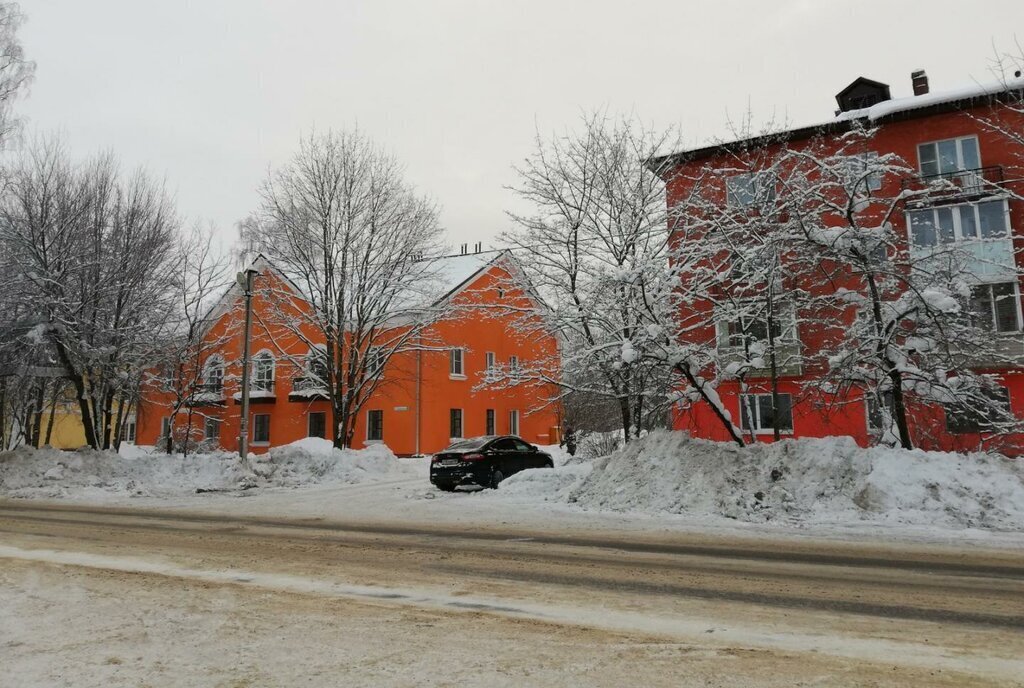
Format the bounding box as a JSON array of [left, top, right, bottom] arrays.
[[252, 352, 275, 392], [449, 348, 464, 377], [918, 136, 980, 177], [161, 416, 171, 438], [367, 409, 384, 441], [508, 409, 520, 436], [739, 393, 793, 433], [970, 282, 1022, 333], [485, 352, 495, 371], [366, 346, 386, 377], [486, 409, 496, 436], [726, 171, 776, 208], [204, 417, 221, 440], [908, 200, 1008, 248], [508, 355, 520, 381], [203, 356, 224, 393], [844, 151, 882, 192], [120, 418, 136, 443]]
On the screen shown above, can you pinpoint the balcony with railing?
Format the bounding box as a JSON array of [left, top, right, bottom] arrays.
[[901, 166, 1005, 208], [188, 382, 225, 406], [232, 379, 277, 404], [288, 376, 329, 401]]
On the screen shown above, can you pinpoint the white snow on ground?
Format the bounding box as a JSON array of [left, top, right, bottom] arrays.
[[0, 437, 402, 499], [512, 431, 1024, 531], [3, 432, 1024, 544]]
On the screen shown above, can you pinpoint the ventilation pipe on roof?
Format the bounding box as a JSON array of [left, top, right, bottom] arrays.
[[911, 69, 929, 96], [460, 243, 468, 255]]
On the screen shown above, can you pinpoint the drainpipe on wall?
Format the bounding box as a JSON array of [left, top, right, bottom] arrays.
[[237, 267, 259, 467], [415, 338, 422, 456]]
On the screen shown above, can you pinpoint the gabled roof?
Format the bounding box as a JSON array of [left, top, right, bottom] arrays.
[[198, 248, 544, 330]]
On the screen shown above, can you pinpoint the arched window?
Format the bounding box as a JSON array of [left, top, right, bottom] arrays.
[[203, 356, 224, 393], [252, 351, 275, 392], [307, 346, 329, 386]]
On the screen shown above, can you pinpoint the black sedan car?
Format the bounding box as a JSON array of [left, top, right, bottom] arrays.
[[430, 435, 554, 491]]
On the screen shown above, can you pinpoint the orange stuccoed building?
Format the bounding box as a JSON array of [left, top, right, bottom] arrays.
[[135, 251, 562, 456]]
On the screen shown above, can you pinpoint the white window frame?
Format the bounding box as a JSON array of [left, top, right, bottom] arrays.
[[508, 355, 520, 381], [204, 416, 221, 441], [917, 135, 981, 177], [366, 409, 384, 442], [716, 302, 796, 352], [485, 351, 495, 371], [252, 350, 276, 392], [485, 408, 496, 436], [906, 199, 1010, 248], [508, 409, 520, 436], [449, 348, 465, 379], [726, 171, 776, 208], [121, 417, 137, 444], [252, 413, 271, 445], [161, 416, 171, 438], [738, 393, 794, 435], [203, 355, 224, 392], [971, 281, 1023, 334], [845, 151, 882, 192]]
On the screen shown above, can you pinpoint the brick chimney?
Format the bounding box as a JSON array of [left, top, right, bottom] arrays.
[[911, 69, 929, 96]]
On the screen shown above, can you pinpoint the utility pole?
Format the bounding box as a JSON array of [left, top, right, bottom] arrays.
[[237, 267, 259, 466]]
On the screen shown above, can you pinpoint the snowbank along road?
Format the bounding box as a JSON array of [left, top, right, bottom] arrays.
[[2, 500, 1023, 687]]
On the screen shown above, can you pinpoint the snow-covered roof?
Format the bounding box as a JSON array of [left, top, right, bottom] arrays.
[[649, 75, 1024, 171], [835, 75, 1024, 122], [420, 250, 506, 303]]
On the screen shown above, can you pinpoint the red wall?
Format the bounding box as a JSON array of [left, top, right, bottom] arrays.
[[136, 259, 561, 456], [664, 102, 1024, 455]]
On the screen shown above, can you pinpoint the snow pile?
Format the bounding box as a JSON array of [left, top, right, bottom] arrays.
[[250, 437, 403, 487], [496, 462, 593, 503], [0, 446, 246, 499], [0, 439, 405, 499], [563, 431, 1024, 530]]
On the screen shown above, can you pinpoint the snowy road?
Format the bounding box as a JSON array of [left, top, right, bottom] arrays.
[[2, 501, 1023, 687]]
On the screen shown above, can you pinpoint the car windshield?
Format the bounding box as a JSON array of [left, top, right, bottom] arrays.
[[443, 437, 490, 452]]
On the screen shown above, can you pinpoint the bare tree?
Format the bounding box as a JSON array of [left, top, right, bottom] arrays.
[[244, 129, 447, 449], [0, 139, 181, 449], [0, 1, 33, 146], [790, 124, 1023, 450], [502, 112, 674, 443], [143, 223, 232, 455]]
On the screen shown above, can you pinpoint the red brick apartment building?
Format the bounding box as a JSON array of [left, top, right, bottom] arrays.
[[653, 71, 1024, 454], [135, 251, 561, 456]]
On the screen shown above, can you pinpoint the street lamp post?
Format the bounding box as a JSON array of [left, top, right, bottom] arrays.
[[237, 268, 259, 466]]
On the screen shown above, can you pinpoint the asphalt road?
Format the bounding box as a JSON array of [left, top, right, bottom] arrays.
[[2, 500, 1023, 687]]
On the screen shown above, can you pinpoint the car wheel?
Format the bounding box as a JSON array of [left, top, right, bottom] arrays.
[[490, 469, 505, 489], [436, 483, 456, 492], [544, 460, 554, 469]]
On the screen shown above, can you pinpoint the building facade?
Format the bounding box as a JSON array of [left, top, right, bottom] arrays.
[[135, 251, 561, 456], [654, 71, 1024, 454]]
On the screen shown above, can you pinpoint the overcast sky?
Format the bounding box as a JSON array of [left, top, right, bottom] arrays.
[[14, 1, 1024, 251]]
